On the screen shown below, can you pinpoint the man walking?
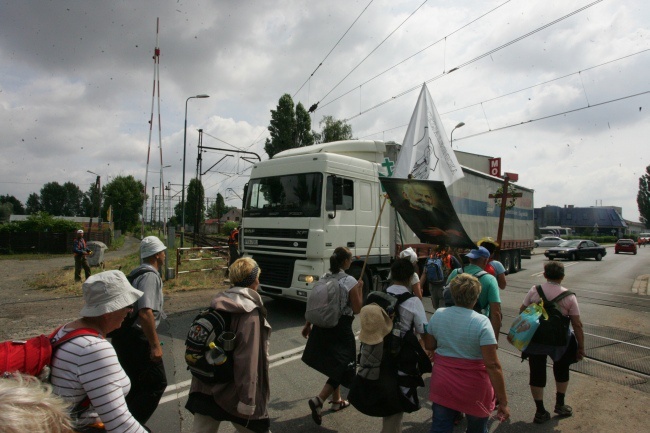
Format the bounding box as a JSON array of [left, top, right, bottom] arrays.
[[446, 246, 502, 340], [111, 236, 168, 425], [73, 229, 91, 282]]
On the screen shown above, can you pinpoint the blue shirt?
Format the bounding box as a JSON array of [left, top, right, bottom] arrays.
[[427, 306, 496, 359]]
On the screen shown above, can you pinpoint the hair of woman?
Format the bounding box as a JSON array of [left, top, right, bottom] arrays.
[[0, 374, 74, 433], [229, 257, 261, 287], [450, 273, 482, 308], [330, 247, 352, 273], [390, 257, 414, 284]]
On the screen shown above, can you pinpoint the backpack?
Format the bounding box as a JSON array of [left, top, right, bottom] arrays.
[[304, 272, 348, 328], [442, 268, 489, 313], [106, 267, 157, 338], [425, 257, 445, 284], [1, 326, 100, 381], [530, 285, 574, 347], [184, 307, 234, 384], [364, 290, 415, 357]]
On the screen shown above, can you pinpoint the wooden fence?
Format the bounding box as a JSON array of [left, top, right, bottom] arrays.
[[0, 230, 112, 254]]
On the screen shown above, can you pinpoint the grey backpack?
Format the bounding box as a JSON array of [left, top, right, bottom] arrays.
[[305, 273, 347, 328]]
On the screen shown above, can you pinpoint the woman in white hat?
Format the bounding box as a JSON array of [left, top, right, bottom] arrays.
[[50, 270, 150, 433]]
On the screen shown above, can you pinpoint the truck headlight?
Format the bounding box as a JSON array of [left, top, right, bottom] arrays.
[[298, 274, 319, 283]]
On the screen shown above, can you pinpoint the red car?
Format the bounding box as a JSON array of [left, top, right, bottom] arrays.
[[615, 239, 637, 255]]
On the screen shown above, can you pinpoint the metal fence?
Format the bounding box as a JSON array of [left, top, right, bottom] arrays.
[[0, 230, 112, 254]]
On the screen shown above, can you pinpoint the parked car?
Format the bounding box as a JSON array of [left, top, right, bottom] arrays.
[[544, 240, 606, 261], [615, 239, 637, 255], [534, 236, 565, 248]]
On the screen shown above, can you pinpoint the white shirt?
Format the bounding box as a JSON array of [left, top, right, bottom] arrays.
[[386, 284, 428, 335]]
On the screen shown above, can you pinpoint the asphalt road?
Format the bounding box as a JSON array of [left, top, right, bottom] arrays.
[[145, 246, 650, 433]]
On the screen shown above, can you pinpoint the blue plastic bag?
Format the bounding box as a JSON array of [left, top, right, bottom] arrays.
[[507, 303, 546, 351]]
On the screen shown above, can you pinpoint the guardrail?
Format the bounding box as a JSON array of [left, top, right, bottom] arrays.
[[175, 246, 229, 276]]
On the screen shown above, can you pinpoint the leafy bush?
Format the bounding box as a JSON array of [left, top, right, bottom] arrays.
[[221, 221, 239, 235], [0, 212, 80, 233]]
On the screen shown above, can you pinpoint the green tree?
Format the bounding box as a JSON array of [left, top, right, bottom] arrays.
[[638, 165, 650, 228], [264, 94, 314, 158], [40, 182, 66, 216], [313, 115, 354, 143], [0, 203, 13, 222], [0, 195, 25, 215], [62, 182, 84, 216], [206, 193, 229, 219], [102, 175, 145, 232], [26, 193, 41, 214], [186, 178, 205, 234]]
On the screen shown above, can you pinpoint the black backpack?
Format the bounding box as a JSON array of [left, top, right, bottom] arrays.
[[106, 267, 157, 338], [184, 307, 234, 384], [530, 285, 574, 347]]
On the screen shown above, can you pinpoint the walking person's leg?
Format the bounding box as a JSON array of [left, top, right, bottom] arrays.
[[381, 412, 403, 433], [552, 353, 574, 417], [193, 413, 221, 433], [74, 256, 82, 281], [528, 354, 551, 423], [82, 256, 91, 280]]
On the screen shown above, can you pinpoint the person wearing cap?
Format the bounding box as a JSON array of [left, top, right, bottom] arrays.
[[186, 257, 272, 433], [389, 247, 422, 299], [73, 229, 92, 282], [50, 270, 149, 433], [111, 236, 168, 425], [446, 246, 502, 341], [477, 238, 507, 290]]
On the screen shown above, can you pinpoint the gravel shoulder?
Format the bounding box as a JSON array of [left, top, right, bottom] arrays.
[[0, 236, 217, 340]]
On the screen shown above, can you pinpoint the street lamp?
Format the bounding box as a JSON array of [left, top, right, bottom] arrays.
[[182, 94, 210, 247], [450, 122, 465, 148], [86, 170, 101, 240]]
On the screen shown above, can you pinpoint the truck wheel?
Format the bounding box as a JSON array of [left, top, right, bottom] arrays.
[[501, 252, 511, 273], [511, 250, 521, 273]]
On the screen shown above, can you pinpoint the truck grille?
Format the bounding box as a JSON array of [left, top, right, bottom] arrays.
[[252, 254, 296, 289]]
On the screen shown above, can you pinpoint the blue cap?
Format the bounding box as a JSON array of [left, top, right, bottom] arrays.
[[466, 246, 490, 259]]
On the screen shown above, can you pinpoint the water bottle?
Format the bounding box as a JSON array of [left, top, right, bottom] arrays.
[[205, 342, 227, 366]]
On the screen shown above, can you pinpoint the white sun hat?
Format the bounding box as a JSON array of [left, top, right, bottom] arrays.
[[140, 236, 166, 259], [399, 247, 418, 264], [79, 270, 143, 317]]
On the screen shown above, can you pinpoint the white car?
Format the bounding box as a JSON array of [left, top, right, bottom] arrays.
[[534, 236, 565, 248]]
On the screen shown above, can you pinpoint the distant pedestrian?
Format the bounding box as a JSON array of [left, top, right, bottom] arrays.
[[302, 247, 364, 426], [73, 229, 92, 282], [394, 247, 422, 299], [111, 236, 168, 425], [228, 226, 240, 267], [519, 261, 585, 424]]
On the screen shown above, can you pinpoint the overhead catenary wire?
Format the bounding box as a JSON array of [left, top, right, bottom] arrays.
[[358, 47, 650, 139], [343, 0, 605, 123], [312, 0, 430, 111], [292, 0, 375, 99], [319, 0, 513, 111]]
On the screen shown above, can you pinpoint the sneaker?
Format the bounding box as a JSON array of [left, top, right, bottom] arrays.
[[554, 404, 573, 417], [534, 410, 551, 424]]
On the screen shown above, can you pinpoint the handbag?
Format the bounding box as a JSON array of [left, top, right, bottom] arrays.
[[507, 303, 546, 351]]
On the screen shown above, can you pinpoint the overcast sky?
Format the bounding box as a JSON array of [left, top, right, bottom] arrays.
[[1, 0, 648, 224]]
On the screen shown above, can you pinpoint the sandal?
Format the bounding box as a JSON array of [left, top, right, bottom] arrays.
[[329, 399, 350, 412], [308, 397, 323, 425], [554, 404, 573, 417], [534, 410, 551, 424]]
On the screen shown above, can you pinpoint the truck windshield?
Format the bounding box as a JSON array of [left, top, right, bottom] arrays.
[[245, 173, 323, 217]]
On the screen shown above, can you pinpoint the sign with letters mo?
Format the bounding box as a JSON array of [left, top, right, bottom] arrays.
[[488, 157, 501, 177]]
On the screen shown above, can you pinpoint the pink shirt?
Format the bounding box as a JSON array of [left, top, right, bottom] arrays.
[[522, 282, 580, 316]]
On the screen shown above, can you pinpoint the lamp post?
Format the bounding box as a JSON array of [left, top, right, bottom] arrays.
[[86, 170, 101, 241], [182, 94, 210, 247], [450, 121, 465, 148]]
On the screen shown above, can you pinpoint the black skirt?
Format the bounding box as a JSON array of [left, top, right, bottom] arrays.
[[301, 315, 356, 388], [185, 392, 270, 433]]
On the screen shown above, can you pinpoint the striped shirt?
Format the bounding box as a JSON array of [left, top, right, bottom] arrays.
[[50, 326, 147, 433]]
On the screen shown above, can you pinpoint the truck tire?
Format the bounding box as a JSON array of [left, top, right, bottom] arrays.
[[511, 250, 521, 273], [501, 252, 511, 274]]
